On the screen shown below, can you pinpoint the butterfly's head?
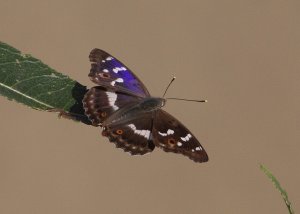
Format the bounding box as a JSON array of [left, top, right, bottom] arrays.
[[158, 97, 166, 108]]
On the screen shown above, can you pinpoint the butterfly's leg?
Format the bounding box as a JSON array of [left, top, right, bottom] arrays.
[[47, 108, 94, 126]]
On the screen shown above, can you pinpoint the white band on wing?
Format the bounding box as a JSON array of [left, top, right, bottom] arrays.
[[128, 124, 151, 139], [105, 91, 119, 110]]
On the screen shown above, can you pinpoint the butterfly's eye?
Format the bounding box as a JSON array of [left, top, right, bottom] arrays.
[[167, 138, 176, 145], [116, 129, 123, 135], [100, 73, 110, 78]]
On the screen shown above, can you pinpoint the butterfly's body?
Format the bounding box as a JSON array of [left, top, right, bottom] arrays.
[[140, 97, 166, 111], [100, 97, 165, 127], [83, 49, 208, 163]]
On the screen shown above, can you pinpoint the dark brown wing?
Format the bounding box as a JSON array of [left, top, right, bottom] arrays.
[[102, 113, 155, 155], [83, 86, 140, 126], [152, 110, 208, 163], [89, 49, 150, 98]]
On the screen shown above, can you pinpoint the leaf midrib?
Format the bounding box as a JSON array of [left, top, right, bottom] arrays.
[[0, 82, 54, 108]]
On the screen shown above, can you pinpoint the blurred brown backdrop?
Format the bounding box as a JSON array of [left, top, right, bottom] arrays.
[[0, 1, 299, 213]]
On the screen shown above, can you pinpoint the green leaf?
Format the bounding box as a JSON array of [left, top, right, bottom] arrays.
[[260, 164, 294, 214], [0, 41, 90, 124]]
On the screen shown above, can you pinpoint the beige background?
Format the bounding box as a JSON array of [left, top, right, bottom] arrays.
[[0, 1, 299, 213]]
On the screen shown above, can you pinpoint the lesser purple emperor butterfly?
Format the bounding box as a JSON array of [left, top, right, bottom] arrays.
[[83, 49, 208, 163]]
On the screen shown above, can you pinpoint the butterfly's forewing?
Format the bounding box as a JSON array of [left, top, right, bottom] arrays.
[[89, 49, 150, 97], [102, 113, 155, 155], [152, 110, 208, 163], [83, 86, 141, 126]]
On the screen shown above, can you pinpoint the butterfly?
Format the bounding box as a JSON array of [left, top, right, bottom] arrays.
[[82, 49, 208, 163]]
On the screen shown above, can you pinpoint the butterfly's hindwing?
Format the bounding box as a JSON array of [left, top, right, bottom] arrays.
[[83, 86, 140, 126], [89, 49, 150, 97], [102, 113, 155, 155], [152, 110, 208, 163]]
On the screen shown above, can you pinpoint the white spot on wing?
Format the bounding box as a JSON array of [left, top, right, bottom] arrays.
[[105, 91, 119, 110], [116, 78, 124, 83], [195, 146, 202, 151], [158, 132, 167, 136], [103, 69, 109, 73], [106, 56, 113, 61], [177, 142, 182, 147], [158, 129, 174, 136], [111, 78, 124, 86], [113, 67, 127, 73], [167, 129, 174, 135], [128, 124, 150, 139], [180, 133, 192, 142]]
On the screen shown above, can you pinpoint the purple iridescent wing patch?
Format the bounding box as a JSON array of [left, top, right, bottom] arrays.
[[88, 49, 150, 98]]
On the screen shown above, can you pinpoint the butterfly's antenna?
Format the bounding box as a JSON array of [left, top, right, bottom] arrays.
[[166, 98, 207, 103], [163, 76, 207, 103], [163, 76, 176, 98]]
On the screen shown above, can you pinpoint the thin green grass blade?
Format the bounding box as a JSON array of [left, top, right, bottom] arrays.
[[260, 164, 294, 214]]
